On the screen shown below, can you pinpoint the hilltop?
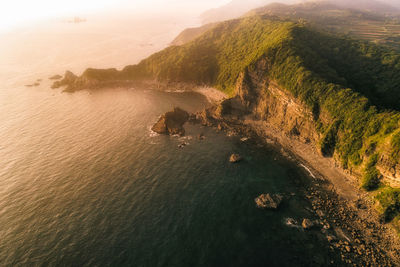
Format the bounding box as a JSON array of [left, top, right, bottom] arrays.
[[173, 1, 400, 50], [199, 0, 296, 24]]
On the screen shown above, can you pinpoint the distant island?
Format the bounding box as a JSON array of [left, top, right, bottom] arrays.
[[66, 17, 87, 24]]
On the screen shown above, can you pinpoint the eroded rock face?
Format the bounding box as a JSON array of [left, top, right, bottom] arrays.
[[255, 194, 283, 209], [152, 107, 189, 136]]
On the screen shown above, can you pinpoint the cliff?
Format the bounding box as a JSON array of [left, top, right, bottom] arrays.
[[52, 15, 400, 223]]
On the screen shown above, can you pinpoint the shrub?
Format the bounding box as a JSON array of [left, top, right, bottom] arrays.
[[376, 188, 400, 222], [361, 154, 381, 191], [362, 168, 381, 191]]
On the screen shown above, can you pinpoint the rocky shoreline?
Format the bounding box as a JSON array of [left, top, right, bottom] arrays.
[[53, 73, 400, 264], [185, 104, 400, 266]]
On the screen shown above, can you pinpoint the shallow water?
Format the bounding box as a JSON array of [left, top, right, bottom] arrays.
[[0, 16, 337, 266]]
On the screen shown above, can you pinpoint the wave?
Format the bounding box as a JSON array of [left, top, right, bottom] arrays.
[[300, 164, 316, 179]]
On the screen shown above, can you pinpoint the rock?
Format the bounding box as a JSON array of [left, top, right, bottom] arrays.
[[198, 133, 206, 140], [49, 74, 62, 80], [326, 235, 337, 242], [229, 154, 242, 163], [323, 223, 331, 230], [302, 219, 315, 229], [178, 142, 188, 149], [151, 107, 189, 136], [152, 116, 168, 134], [285, 217, 298, 227], [51, 71, 78, 89], [316, 209, 325, 217], [255, 194, 283, 209]]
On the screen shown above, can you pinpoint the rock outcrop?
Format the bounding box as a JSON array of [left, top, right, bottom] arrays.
[[152, 107, 189, 136], [302, 218, 315, 229], [51, 71, 78, 90], [51, 68, 125, 92], [255, 193, 283, 209]]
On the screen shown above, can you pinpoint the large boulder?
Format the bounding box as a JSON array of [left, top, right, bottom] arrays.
[[255, 194, 283, 209], [152, 107, 189, 136], [229, 154, 242, 163], [302, 219, 315, 230]]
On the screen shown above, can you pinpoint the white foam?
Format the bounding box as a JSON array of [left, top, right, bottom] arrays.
[[300, 164, 316, 179]]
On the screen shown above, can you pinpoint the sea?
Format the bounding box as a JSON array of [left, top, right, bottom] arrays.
[[0, 14, 339, 266]]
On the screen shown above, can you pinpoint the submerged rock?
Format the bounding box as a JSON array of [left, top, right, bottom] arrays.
[[255, 193, 283, 209], [152, 107, 189, 136], [25, 82, 40, 87], [229, 154, 242, 163], [178, 142, 189, 149]]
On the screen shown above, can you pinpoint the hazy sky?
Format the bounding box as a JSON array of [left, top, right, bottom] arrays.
[[0, 0, 230, 30]]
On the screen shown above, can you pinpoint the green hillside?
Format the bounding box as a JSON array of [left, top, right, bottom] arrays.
[[99, 16, 400, 170]]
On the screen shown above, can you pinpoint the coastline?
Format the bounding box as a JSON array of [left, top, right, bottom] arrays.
[[246, 118, 400, 265], [52, 78, 400, 264], [189, 102, 400, 265]]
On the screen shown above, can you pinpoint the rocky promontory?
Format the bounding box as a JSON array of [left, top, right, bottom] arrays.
[[152, 107, 189, 136], [51, 68, 129, 92], [51, 71, 78, 90]]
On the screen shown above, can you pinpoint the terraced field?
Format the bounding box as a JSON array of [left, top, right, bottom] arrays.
[[251, 2, 400, 51], [346, 22, 400, 49]]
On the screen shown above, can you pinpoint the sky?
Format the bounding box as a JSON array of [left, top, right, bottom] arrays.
[[0, 0, 231, 31]]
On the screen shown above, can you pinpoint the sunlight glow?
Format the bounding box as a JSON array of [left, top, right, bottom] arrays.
[[0, 0, 230, 31], [0, 0, 121, 30]]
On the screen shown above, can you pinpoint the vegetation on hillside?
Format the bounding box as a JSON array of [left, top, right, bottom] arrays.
[[115, 17, 400, 173], [75, 14, 400, 223]]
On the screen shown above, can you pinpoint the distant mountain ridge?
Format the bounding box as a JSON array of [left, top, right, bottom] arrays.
[[313, 0, 399, 13], [199, 0, 297, 24], [200, 0, 399, 25], [172, 1, 400, 51]]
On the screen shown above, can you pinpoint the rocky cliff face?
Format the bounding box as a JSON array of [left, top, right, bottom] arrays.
[[212, 57, 400, 186], [234, 59, 320, 146], [377, 154, 400, 187]]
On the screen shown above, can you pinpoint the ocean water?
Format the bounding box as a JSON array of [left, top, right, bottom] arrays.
[[0, 16, 337, 266]]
